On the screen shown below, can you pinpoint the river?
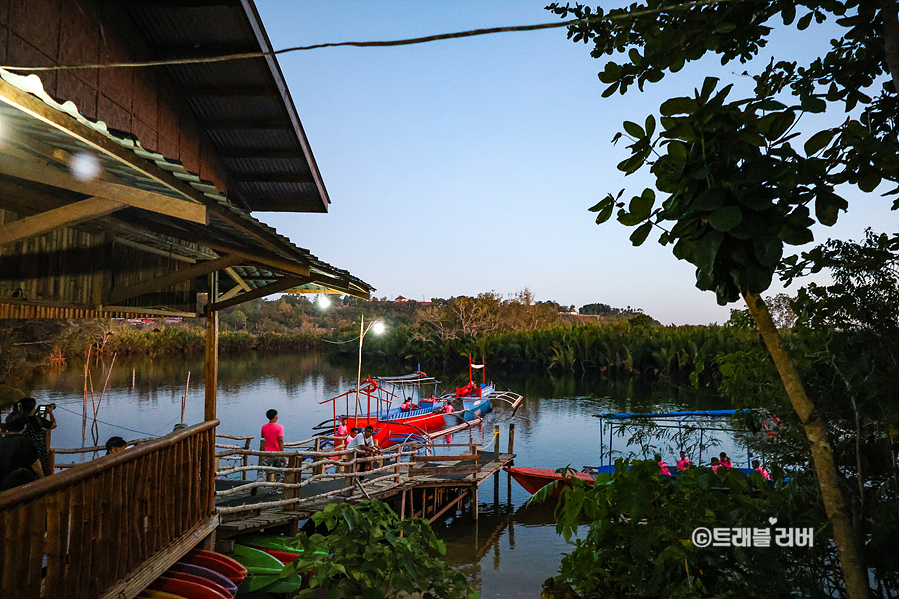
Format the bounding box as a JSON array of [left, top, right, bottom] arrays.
[[24, 351, 731, 598]]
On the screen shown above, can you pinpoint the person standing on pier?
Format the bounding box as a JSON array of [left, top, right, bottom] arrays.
[[252, 409, 284, 496]]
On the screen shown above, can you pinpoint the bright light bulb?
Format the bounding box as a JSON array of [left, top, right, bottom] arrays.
[[318, 295, 331, 309], [69, 152, 100, 181], [372, 322, 385, 335]]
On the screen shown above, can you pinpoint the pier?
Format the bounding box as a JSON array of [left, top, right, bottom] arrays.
[[213, 423, 517, 540]]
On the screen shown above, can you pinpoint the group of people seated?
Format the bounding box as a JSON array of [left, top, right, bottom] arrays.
[[335, 418, 380, 472], [656, 450, 771, 480]]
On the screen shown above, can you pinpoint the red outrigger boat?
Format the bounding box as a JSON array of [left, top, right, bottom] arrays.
[[318, 374, 451, 448]]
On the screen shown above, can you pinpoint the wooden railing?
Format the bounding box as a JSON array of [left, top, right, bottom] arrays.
[[215, 436, 424, 514], [214, 433, 254, 480], [0, 420, 219, 599]]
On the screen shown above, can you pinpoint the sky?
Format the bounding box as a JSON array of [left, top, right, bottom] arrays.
[[253, 1, 899, 325]]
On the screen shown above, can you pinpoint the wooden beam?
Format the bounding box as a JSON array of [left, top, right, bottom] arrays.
[[0, 150, 207, 224], [224, 267, 251, 292], [113, 237, 197, 264], [0, 197, 123, 248], [215, 285, 242, 303], [0, 75, 231, 219], [108, 254, 243, 304], [208, 276, 311, 311]]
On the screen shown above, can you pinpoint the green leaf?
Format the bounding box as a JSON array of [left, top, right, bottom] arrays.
[[804, 129, 836, 155], [630, 221, 653, 246], [814, 192, 847, 226], [699, 77, 720, 102], [707, 205, 742, 231], [660, 97, 697, 116], [797, 11, 813, 30], [644, 114, 656, 137], [623, 121, 645, 138]]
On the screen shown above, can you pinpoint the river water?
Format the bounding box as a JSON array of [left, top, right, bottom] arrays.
[[25, 351, 731, 598]]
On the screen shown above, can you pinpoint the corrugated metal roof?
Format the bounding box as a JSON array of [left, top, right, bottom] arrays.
[[0, 67, 373, 303], [123, 1, 331, 214]]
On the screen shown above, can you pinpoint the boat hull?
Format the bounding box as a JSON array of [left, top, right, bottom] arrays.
[[505, 466, 595, 497]]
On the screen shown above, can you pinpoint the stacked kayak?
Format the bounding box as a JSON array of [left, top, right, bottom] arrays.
[[139, 549, 245, 599], [231, 544, 303, 594]]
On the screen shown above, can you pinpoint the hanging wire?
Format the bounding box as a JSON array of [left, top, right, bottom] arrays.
[[0, 0, 729, 73], [52, 403, 159, 437]]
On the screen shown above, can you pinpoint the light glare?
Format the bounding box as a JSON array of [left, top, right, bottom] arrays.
[[372, 322, 385, 335], [69, 152, 100, 181]]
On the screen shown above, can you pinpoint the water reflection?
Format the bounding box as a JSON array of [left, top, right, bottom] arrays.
[[26, 351, 732, 597]]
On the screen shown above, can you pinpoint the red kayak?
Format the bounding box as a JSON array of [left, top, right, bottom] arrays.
[[505, 466, 595, 498], [181, 549, 247, 584], [149, 575, 230, 599], [163, 571, 234, 598]]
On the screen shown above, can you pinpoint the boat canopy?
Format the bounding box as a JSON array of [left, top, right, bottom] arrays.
[[372, 373, 440, 385], [594, 409, 742, 420]]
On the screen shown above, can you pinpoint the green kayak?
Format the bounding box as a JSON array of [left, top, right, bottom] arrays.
[[236, 533, 328, 558], [230, 544, 303, 594]]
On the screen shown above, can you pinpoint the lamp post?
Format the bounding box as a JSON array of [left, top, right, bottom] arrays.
[[355, 314, 385, 418]]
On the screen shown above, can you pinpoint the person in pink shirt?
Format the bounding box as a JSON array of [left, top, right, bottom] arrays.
[[654, 453, 671, 476], [752, 460, 771, 480], [252, 408, 284, 496], [336, 417, 349, 439], [710, 457, 722, 473], [676, 450, 692, 471], [719, 452, 733, 469]]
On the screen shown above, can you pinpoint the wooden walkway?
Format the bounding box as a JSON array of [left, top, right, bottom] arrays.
[[216, 453, 515, 538]]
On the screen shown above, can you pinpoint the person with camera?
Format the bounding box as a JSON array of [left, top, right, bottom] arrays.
[[14, 397, 56, 477], [0, 412, 43, 491]]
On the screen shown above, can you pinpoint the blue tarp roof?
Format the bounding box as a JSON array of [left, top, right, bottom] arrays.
[[593, 409, 744, 420]]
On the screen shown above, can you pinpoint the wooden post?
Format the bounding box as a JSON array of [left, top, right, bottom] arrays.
[[471, 484, 478, 520], [241, 438, 251, 481], [508, 423, 515, 454], [204, 288, 218, 422], [313, 438, 324, 475], [493, 425, 500, 463], [284, 455, 300, 511]]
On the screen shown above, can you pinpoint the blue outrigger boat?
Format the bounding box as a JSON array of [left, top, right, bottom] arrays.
[[507, 409, 777, 495]]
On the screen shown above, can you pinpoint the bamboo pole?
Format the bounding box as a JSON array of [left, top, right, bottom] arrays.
[[67, 482, 85, 593], [44, 490, 66, 598], [181, 371, 191, 424], [78, 478, 95, 599]]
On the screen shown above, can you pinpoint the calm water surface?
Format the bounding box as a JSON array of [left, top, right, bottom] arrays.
[[26, 352, 731, 598]]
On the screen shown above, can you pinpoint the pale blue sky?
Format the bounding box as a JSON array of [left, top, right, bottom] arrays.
[[254, 1, 898, 325]]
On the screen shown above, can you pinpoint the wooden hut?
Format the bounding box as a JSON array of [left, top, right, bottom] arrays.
[[0, 2, 372, 597]]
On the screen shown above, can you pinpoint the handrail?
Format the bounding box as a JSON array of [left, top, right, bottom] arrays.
[[0, 420, 219, 510], [216, 433, 253, 440], [52, 437, 153, 455]]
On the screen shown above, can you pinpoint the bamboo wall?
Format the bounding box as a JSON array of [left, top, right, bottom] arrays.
[[0, 208, 198, 314], [0, 420, 218, 599]]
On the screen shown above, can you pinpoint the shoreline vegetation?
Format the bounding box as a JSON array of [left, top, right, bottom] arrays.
[[0, 290, 778, 403]]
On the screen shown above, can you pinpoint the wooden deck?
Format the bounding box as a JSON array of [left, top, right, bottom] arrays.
[[216, 453, 515, 538]]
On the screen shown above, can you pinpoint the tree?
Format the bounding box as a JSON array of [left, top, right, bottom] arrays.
[[285, 500, 475, 599], [547, 0, 899, 595]]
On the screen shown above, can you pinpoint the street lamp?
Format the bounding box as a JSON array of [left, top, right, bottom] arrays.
[[355, 315, 385, 418]]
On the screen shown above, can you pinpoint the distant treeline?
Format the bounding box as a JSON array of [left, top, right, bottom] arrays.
[[0, 290, 750, 401]]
